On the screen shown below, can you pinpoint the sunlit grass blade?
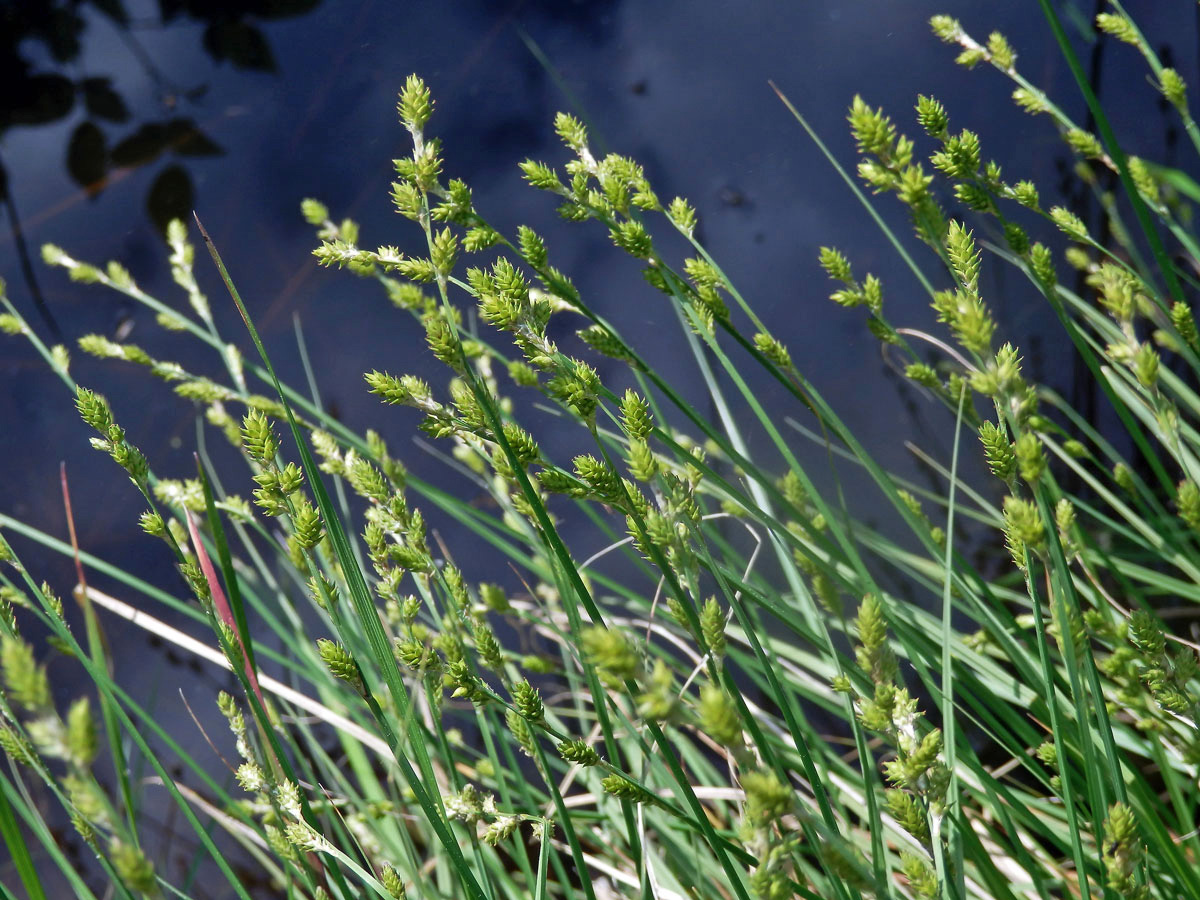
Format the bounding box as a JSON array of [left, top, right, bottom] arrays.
[[1036, 0, 1184, 308], [0, 778, 47, 900], [192, 211, 493, 900]]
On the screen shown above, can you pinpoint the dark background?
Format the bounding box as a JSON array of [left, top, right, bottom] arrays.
[[0, 0, 1196, 893], [8, 0, 1192, 587]]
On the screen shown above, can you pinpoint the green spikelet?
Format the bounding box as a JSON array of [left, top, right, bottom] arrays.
[[1128, 610, 1165, 661], [66, 697, 98, 768], [381, 863, 407, 899], [1095, 13, 1140, 46], [291, 497, 323, 549], [1159, 68, 1187, 110], [578, 325, 631, 360], [915, 94, 948, 138], [986, 31, 1016, 69], [241, 410, 279, 464], [886, 789, 930, 843], [1014, 431, 1045, 484], [1002, 495, 1043, 548], [511, 679, 544, 722], [472, 620, 504, 671], [753, 333, 792, 368], [700, 596, 726, 660], [1170, 301, 1199, 351], [1178, 479, 1200, 531], [76, 387, 113, 433], [620, 390, 653, 440], [1102, 802, 1148, 900], [398, 74, 433, 132], [855, 594, 897, 684], [317, 639, 363, 692], [554, 112, 588, 152], [741, 769, 793, 826], [668, 197, 697, 235], [558, 738, 600, 766], [1, 635, 50, 711], [601, 774, 655, 805], [111, 840, 156, 894], [580, 626, 639, 688], [978, 421, 1013, 480], [1030, 242, 1056, 287], [0, 724, 36, 767], [1113, 463, 1135, 494], [505, 708, 536, 757], [698, 682, 743, 747], [900, 853, 939, 898]]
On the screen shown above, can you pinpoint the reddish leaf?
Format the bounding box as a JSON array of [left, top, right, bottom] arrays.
[[185, 510, 266, 713]]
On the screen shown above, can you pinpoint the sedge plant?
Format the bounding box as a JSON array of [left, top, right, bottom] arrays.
[[2, 5, 1200, 899]]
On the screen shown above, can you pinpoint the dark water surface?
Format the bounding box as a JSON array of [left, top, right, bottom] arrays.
[[0, 0, 1195, 892]]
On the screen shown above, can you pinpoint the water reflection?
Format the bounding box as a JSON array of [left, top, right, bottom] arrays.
[[0, 0, 329, 345]]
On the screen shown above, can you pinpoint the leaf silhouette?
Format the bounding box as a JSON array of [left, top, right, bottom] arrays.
[[3, 74, 75, 130], [203, 21, 276, 71], [111, 122, 169, 167], [66, 120, 108, 196], [80, 77, 130, 123], [147, 164, 193, 235], [163, 118, 223, 157], [112, 119, 223, 167]]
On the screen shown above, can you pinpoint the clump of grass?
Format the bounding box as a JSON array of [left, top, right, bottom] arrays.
[[3, 6, 1200, 899]]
